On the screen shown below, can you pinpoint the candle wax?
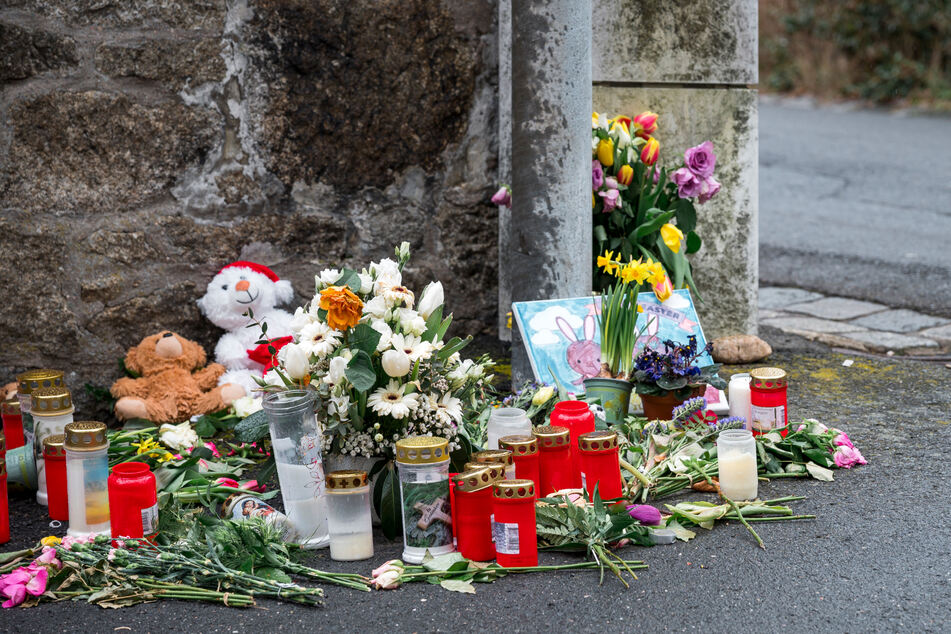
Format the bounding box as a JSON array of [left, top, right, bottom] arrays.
[[717, 451, 758, 500]]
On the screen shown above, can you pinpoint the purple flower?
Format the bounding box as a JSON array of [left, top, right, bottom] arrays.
[[697, 175, 720, 204], [604, 176, 618, 190], [599, 188, 620, 212], [651, 167, 660, 184], [592, 160, 604, 190], [684, 141, 716, 178], [491, 186, 511, 208], [671, 167, 702, 199], [627, 504, 662, 526]]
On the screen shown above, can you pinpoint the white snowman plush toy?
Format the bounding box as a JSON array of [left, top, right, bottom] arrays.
[[197, 261, 295, 394]]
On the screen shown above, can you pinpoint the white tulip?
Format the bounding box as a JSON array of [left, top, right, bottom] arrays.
[[232, 395, 263, 418], [159, 421, 200, 451], [358, 272, 373, 294], [283, 343, 310, 379], [417, 281, 444, 320], [382, 349, 411, 377], [328, 355, 349, 385], [370, 319, 393, 351]]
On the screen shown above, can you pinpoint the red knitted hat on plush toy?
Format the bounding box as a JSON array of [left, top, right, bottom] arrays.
[[217, 261, 281, 283]]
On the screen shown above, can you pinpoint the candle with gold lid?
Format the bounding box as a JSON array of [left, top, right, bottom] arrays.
[[395, 436, 454, 564], [325, 470, 373, 561], [499, 435, 541, 492], [750, 367, 788, 437], [1, 398, 24, 451], [533, 425, 572, 496], [492, 479, 537, 567], [16, 369, 65, 446], [64, 421, 111, 536], [472, 449, 515, 479], [31, 385, 74, 507], [578, 430, 623, 499], [451, 467, 500, 561]]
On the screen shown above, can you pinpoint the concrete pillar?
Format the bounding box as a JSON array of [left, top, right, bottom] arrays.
[[505, 0, 592, 381]]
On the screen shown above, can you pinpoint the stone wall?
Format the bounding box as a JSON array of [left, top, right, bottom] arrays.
[[0, 0, 499, 413]]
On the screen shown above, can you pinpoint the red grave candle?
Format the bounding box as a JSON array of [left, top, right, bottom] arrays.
[[42, 434, 69, 521], [108, 462, 159, 540], [578, 430, 623, 500], [750, 367, 789, 438], [1, 399, 24, 451], [533, 425, 573, 496], [0, 460, 8, 544], [492, 479, 537, 567], [451, 465, 504, 562], [499, 435, 540, 493], [550, 400, 594, 488]]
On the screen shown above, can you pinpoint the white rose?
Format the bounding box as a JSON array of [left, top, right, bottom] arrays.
[[290, 306, 312, 333], [397, 308, 427, 336], [327, 355, 349, 385], [364, 295, 388, 319], [319, 268, 341, 286], [283, 342, 310, 379], [159, 421, 200, 451], [370, 319, 393, 351], [372, 258, 401, 293], [358, 272, 373, 294], [416, 281, 444, 320], [232, 395, 263, 418], [382, 349, 411, 378]]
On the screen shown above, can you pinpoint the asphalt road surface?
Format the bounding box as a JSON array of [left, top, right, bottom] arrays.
[[1, 330, 949, 633], [760, 99, 951, 317]]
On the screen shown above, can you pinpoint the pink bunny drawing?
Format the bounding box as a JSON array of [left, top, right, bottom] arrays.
[[556, 315, 602, 385]]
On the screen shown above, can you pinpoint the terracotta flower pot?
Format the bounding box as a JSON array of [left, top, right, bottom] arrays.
[[639, 386, 705, 421]]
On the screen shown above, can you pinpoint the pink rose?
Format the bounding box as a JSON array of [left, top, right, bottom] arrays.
[[371, 559, 404, 579], [671, 167, 702, 199], [697, 175, 720, 204], [1, 583, 26, 609], [372, 568, 402, 590], [599, 188, 620, 212], [833, 445, 868, 468], [833, 432, 853, 448], [683, 140, 716, 178], [491, 186, 512, 208]]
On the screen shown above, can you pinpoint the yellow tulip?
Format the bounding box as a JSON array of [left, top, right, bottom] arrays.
[[652, 273, 673, 302], [660, 223, 684, 253], [617, 164, 634, 186], [597, 138, 615, 167]]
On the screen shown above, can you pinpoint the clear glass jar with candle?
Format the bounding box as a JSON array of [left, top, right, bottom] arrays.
[[64, 421, 111, 537], [262, 390, 329, 549], [728, 373, 752, 430], [31, 386, 73, 507], [716, 429, 758, 501], [325, 470, 374, 561], [395, 436, 454, 564], [472, 449, 515, 479], [17, 369, 65, 446], [486, 408, 532, 449]]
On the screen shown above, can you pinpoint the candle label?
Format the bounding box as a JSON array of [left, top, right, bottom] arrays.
[[751, 405, 785, 431], [400, 481, 452, 549], [140, 503, 159, 535], [492, 521, 520, 555], [84, 458, 110, 525], [22, 412, 34, 445], [226, 494, 293, 540]]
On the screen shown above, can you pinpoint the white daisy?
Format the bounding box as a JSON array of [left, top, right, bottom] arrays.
[[298, 321, 341, 358], [382, 284, 415, 309], [370, 319, 393, 351], [390, 333, 433, 363], [397, 308, 427, 336], [432, 393, 462, 425], [367, 380, 419, 420]]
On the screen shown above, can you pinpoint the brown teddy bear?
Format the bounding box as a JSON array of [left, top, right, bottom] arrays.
[[111, 331, 246, 424]]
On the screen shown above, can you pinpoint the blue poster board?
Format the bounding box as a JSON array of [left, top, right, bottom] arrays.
[[512, 289, 715, 391]]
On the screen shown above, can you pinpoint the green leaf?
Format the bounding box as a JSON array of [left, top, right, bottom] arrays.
[[675, 199, 697, 233], [378, 463, 402, 540], [664, 519, 696, 542], [437, 336, 471, 360], [594, 224, 608, 244], [234, 409, 269, 443], [348, 323, 382, 357], [256, 566, 293, 583], [634, 209, 676, 238], [685, 230, 702, 254], [193, 415, 217, 438], [804, 448, 835, 468], [333, 268, 363, 293], [440, 579, 476, 594], [805, 461, 835, 481], [423, 552, 467, 572], [345, 350, 377, 392], [422, 305, 444, 342]]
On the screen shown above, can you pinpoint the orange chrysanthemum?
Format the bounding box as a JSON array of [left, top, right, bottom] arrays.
[[319, 285, 363, 331]]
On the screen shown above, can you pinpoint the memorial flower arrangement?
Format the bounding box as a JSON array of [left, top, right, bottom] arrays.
[[633, 336, 726, 400], [590, 111, 721, 295], [259, 243, 493, 460]]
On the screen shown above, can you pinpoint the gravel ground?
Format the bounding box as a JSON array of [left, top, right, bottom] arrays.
[[1, 328, 949, 633]]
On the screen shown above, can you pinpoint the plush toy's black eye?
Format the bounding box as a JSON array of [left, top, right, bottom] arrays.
[[221, 284, 228, 290], [240, 276, 246, 280]]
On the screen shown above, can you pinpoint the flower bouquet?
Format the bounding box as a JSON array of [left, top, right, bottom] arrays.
[[591, 111, 721, 297], [632, 336, 726, 420], [262, 243, 493, 536]]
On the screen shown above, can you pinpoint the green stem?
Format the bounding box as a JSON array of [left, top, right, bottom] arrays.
[[685, 458, 765, 549], [727, 515, 816, 522]]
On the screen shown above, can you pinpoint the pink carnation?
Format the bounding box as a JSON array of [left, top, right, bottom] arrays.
[[833, 445, 867, 469]]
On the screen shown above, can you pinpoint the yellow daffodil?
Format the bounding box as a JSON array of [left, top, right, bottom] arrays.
[[41, 535, 61, 547], [597, 138, 615, 167], [660, 223, 684, 253], [532, 385, 555, 406], [596, 250, 619, 275], [132, 437, 175, 463], [619, 260, 651, 285], [617, 164, 634, 186], [646, 260, 667, 287]]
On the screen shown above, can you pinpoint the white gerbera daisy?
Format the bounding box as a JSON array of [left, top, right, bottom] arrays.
[[372, 258, 402, 293], [432, 393, 462, 425], [382, 284, 415, 309], [367, 380, 419, 420], [298, 321, 341, 358], [390, 333, 433, 363]]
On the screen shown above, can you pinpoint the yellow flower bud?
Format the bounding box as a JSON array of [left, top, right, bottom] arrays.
[[660, 223, 684, 253], [617, 164, 634, 186], [597, 138, 615, 167]]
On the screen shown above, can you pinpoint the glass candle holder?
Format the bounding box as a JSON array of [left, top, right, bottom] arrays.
[[486, 408, 532, 450], [325, 470, 374, 561], [65, 421, 111, 537], [729, 373, 753, 430], [550, 400, 594, 488], [262, 390, 329, 549], [108, 462, 158, 540], [5, 442, 36, 490], [716, 429, 758, 501], [0, 459, 8, 544], [578, 430, 623, 500], [395, 436, 454, 564], [492, 479, 537, 567], [31, 386, 74, 507], [17, 369, 65, 447], [533, 425, 573, 496], [499, 435, 541, 493], [472, 449, 515, 479], [451, 467, 501, 562], [42, 434, 69, 522], [1, 399, 24, 451], [750, 368, 789, 437]]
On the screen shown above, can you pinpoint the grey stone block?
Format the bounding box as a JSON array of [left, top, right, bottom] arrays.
[[592, 0, 757, 84], [759, 287, 824, 310], [920, 324, 951, 344], [786, 297, 886, 321], [849, 309, 950, 334], [592, 85, 758, 339], [761, 316, 867, 334], [838, 331, 939, 352]]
